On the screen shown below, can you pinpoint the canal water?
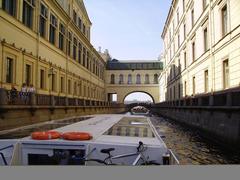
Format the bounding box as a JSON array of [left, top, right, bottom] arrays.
[[150, 115, 240, 165]]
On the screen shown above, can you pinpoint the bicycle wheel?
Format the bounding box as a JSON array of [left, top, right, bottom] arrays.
[[140, 161, 161, 166], [85, 159, 108, 165]]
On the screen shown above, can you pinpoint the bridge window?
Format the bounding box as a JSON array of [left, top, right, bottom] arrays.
[[110, 74, 115, 84], [128, 74, 132, 84], [119, 74, 124, 84], [145, 74, 150, 84], [154, 74, 158, 84], [136, 74, 141, 84]]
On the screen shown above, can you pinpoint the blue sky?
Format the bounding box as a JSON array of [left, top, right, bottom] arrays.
[[84, 0, 172, 60]]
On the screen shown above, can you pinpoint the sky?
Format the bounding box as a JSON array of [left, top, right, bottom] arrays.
[[84, 0, 172, 102], [84, 0, 172, 60]]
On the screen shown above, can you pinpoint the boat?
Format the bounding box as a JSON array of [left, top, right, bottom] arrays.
[[0, 114, 179, 166]]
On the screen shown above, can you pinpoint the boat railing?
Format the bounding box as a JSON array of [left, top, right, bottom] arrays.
[[168, 149, 180, 165]]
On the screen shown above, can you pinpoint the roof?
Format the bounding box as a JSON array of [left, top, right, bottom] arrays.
[[107, 59, 163, 70], [161, 0, 176, 38]]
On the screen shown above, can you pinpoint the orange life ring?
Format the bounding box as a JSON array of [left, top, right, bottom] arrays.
[[31, 131, 61, 140], [62, 132, 93, 141]]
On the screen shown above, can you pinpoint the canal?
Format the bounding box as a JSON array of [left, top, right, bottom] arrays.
[[150, 114, 240, 165], [0, 113, 240, 165]]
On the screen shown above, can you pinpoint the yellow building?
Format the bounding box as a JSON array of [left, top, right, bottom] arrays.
[[159, 0, 240, 102], [0, 0, 106, 102], [105, 59, 162, 103]]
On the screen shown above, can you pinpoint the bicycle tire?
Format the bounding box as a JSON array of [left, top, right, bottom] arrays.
[[85, 159, 108, 165], [140, 161, 161, 166]]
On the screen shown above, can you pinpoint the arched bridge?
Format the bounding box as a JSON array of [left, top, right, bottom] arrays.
[[105, 59, 163, 103]]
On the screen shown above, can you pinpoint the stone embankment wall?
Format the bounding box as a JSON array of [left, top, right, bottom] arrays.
[[151, 87, 240, 148], [0, 88, 126, 131]]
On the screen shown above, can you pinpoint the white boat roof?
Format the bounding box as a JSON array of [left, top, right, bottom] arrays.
[[20, 114, 167, 148]]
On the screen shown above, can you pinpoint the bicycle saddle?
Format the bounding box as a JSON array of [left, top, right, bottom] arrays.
[[100, 148, 115, 154]]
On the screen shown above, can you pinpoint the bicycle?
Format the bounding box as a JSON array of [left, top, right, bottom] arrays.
[[85, 141, 161, 166], [52, 141, 161, 165]]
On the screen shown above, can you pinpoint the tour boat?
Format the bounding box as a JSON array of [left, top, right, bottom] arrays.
[[0, 114, 179, 166]]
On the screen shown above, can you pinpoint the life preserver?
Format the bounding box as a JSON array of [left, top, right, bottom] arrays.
[[62, 132, 93, 141], [31, 131, 61, 140]]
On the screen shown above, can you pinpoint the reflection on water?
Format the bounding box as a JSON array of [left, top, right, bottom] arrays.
[[150, 116, 240, 165], [0, 117, 91, 139]]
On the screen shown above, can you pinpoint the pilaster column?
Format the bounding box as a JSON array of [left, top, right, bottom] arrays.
[[0, 88, 8, 105]]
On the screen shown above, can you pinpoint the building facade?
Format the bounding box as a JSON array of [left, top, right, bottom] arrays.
[[159, 0, 240, 102], [106, 59, 162, 103], [0, 0, 106, 102]]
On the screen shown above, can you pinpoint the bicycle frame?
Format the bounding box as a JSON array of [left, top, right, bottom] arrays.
[[103, 143, 149, 165]]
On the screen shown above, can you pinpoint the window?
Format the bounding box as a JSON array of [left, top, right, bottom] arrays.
[[203, 27, 208, 52], [110, 74, 115, 84], [192, 41, 195, 61], [192, 76, 196, 95], [49, 14, 57, 45], [60, 76, 65, 93], [82, 47, 86, 67], [119, 74, 124, 84], [178, 83, 181, 99], [184, 51, 187, 69], [203, 0, 207, 10], [2, 0, 17, 17], [67, 32, 72, 56], [83, 24, 86, 35], [78, 43, 82, 64], [6, 57, 14, 83], [39, 3, 48, 38], [204, 70, 209, 92], [223, 60, 229, 89], [73, 10, 77, 24], [184, 81, 187, 96], [178, 58, 181, 74], [25, 64, 31, 86], [128, 74, 132, 84], [183, 0, 185, 12], [183, 23, 186, 39], [191, 8, 194, 28], [78, 17, 82, 30], [59, 24, 65, 51], [136, 74, 141, 84], [154, 74, 158, 84], [145, 74, 150, 84], [40, 69, 45, 89], [68, 79, 72, 94], [86, 51, 89, 69], [178, 33, 180, 48], [74, 81, 77, 95], [51, 73, 56, 91], [73, 37, 77, 60], [221, 5, 228, 36], [23, 0, 35, 29], [177, 9, 180, 24]]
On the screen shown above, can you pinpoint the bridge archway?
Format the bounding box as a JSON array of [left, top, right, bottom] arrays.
[[123, 91, 155, 104], [107, 86, 159, 104]]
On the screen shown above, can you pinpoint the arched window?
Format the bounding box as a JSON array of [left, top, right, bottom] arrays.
[[154, 74, 158, 84], [136, 74, 141, 84], [128, 74, 132, 84], [110, 74, 115, 84], [119, 74, 124, 84], [145, 74, 150, 84]]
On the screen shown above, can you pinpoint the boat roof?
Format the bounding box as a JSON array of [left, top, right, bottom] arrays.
[[20, 114, 167, 148]]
